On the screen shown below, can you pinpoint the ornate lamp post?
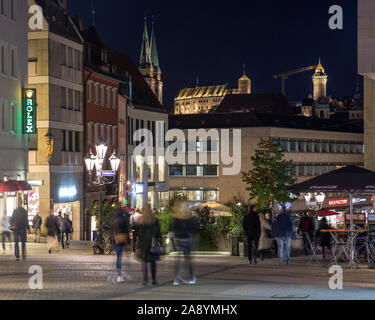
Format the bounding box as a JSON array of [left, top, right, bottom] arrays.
[[84, 140, 120, 254], [304, 192, 326, 211]]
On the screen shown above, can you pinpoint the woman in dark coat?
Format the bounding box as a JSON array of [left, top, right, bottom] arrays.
[[136, 205, 163, 286], [318, 217, 331, 259]]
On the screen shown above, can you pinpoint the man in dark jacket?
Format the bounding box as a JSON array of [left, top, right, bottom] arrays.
[[32, 212, 42, 243], [272, 208, 294, 267], [110, 206, 130, 283], [11, 204, 29, 261], [243, 206, 261, 264], [297, 211, 314, 255], [45, 212, 59, 253]]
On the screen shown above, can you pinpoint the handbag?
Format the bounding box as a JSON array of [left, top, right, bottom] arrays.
[[150, 236, 161, 255], [114, 233, 129, 245], [9, 223, 17, 232]]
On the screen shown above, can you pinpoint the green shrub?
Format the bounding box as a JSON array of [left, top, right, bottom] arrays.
[[157, 208, 173, 235]]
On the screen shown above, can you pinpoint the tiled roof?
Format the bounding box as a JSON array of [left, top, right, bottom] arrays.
[[175, 85, 230, 99]]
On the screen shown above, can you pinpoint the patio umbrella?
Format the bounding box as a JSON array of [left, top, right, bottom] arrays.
[[16, 181, 32, 191], [316, 209, 339, 217]]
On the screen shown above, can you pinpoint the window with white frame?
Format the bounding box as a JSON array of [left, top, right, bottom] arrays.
[[10, 46, 16, 77], [100, 124, 105, 140], [87, 123, 92, 146], [10, 102, 16, 134], [61, 44, 66, 65], [100, 85, 104, 106], [106, 86, 110, 107], [74, 90, 81, 111], [106, 125, 111, 145], [87, 81, 92, 102], [112, 88, 117, 108], [68, 88, 73, 110], [0, 41, 7, 75], [67, 47, 73, 67], [0, 0, 6, 16], [10, 0, 15, 21], [74, 49, 80, 70], [94, 124, 99, 144], [94, 83, 98, 104], [112, 126, 117, 147], [0, 99, 6, 132]]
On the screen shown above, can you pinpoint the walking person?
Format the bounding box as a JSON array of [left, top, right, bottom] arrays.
[[45, 212, 59, 254], [64, 214, 73, 246], [318, 217, 331, 259], [56, 211, 68, 249], [258, 213, 273, 261], [10, 201, 29, 261], [110, 205, 130, 283], [131, 208, 142, 254], [172, 200, 198, 286], [32, 212, 42, 243], [297, 211, 315, 255], [242, 205, 261, 264], [2, 216, 12, 254], [272, 208, 294, 267], [135, 205, 163, 286]]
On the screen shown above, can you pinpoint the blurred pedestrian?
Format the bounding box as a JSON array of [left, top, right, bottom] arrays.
[[272, 208, 294, 267], [45, 212, 59, 254], [135, 205, 163, 286], [318, 217, 331, 259], [56, 211, 69, 249], [32, 212, 42, 243], [2, 216, 12, 254], [131, 208, 142, 254], [10, 201, 29, 261], [297, 211, 314, 255], [65, 214, 73, 245], [242, 205, 261, 264], [110, 205, 130, 283], [172, 200, 198, 286], [258, 213, 273, 260]]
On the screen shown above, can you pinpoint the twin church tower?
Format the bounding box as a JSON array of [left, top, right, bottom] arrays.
[[138, 17, 163, 105]]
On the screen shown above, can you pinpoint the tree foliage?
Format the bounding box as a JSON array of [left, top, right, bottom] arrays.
[[242, 138, 296, 211]]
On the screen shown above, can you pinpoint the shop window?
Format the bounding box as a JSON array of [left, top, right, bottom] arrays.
[[203, 165, 218, 176], [186, 190, 202, 201], [204, 189, 218, 201], [169, 165, 183, 176]]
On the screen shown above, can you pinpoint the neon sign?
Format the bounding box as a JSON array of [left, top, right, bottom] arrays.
[[328, 199, 348, 206], [23, 88, 36, 134]]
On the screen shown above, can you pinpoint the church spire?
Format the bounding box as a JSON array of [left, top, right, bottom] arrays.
[[139, 16, 152, 68], [150, 20, 161, 73], [91, 0, 96, 26]]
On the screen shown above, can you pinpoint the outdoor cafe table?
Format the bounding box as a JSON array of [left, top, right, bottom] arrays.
[[321, 229, 364, 269]]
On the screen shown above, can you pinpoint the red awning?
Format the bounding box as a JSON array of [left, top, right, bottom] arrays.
[[0, 180, 32, 193], [317, 209, 340, 217]]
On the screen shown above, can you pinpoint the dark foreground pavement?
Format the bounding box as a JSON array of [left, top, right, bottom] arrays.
[[1, 241, 375, 300]]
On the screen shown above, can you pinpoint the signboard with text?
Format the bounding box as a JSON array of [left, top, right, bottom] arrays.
[[23, 88, 37, 134]]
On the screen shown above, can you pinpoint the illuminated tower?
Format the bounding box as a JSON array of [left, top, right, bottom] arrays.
[[238, 64, 251, 94], [139, 17, 155, 94], [312, 59, 328, 101]]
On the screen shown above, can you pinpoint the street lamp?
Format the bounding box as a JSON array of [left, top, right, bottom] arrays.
[[84, 140, 120, 254]]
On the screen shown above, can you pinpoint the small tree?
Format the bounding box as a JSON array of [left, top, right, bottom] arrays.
[[89, 200, 115, 231], [242, 138, 296, 212]]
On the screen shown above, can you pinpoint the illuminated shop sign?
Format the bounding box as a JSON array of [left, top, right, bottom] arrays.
[[23, 89, 37, 134], [135, 184, 143, 194], [58, 186, 77, 199], [328, 199, 348, 206]]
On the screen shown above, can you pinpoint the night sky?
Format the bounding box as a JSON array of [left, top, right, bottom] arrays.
[[68, 0, 359, 108]]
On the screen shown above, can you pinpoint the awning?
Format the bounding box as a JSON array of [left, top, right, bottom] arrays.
[[0, 180, 32, 193]]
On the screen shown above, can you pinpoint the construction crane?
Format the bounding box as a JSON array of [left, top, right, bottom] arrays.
[[273, 65, 316, 96]]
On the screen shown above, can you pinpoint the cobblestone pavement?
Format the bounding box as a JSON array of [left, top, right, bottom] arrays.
[[1, 241, 375, 300]]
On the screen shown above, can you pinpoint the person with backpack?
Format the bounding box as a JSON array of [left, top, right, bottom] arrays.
[[10, 202, 29, 261], [110, 205, 130, 283]]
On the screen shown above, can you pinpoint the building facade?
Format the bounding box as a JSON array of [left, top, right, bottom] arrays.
[[0, 0, 29, 217], [358, 0, 375, 172], [174, 73, 251, 115], [27, 0, 84, 239], [168, 113, 364, 210]]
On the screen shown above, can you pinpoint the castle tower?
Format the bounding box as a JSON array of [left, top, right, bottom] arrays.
[[150, 21, 163, 105], [312, 58, 328, 101], [238, 64, 251, 94], [139, 17, 155, 93]]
